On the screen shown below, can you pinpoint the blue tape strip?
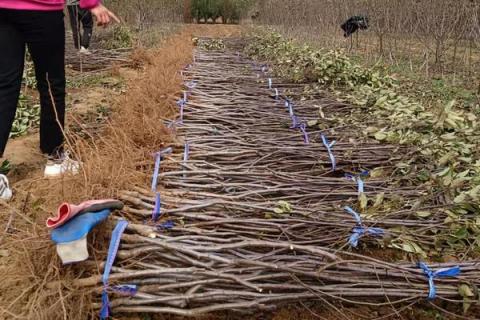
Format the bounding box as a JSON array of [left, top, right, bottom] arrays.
[[299, 123, 309, 144], [357, 179, 365, 193], [177, 99, 186, 123], [288, 102, 294, 117], [184, 142, 190, 162], [100, 220, 129, 320], [157, 220, 175, 231], [345, 173, 366, 194], [268, 78, 272, 89], [418, 263, 461, 300], [186, 80, 197, 90], [111, 284, 138, 296], [321, 134, 336, 171], [345, 206, 362, 224], [152, 192, 161, 222], [344, 206, 384, 247], [274, 88, 279, 100], [166, 119, 182, 129], [183, 142, 190, 178], [151, 153, 161, 192], [290, 115, 298, 129], [151, 147, 173, 192]]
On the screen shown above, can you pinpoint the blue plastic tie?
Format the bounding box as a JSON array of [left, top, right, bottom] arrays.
[[186, 80, 197, 90], [176, 99, 186, 123], [100, 220, 129, 320], [290, 115, 299, 129], [345, 171, 368, 194], [274, 88, 279, 100], [268, 78, 272, 89], [166, 119, 181, 129], [418, 262, 461, 300], [111, 284, 138, 296], [321, 134, 337, 171], [285, 100, 294, 116], [183, 142, 190, 162], [344, 206, 384, 247], [183, 142, 190, 178], [157, 220, 175, 231], [151, 147, 172, 192], [299, 123, 309, 144], [152, 192, 161, 222]]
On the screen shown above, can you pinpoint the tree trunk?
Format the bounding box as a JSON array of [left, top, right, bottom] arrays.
[[183, 0, 192, 23]]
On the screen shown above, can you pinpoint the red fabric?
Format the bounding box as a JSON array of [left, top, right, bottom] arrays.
[[46, 199, 117, 229], [0, 0, 100, 11]]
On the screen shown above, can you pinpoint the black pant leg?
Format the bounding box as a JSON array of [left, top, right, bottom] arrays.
[[67, 5, 81, 49], [22, 11, 66, 155], [79, 8, 93, 49], [0, 10, 26, 157]]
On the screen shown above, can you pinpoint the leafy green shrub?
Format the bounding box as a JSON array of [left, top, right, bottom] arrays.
[[190, 0, 253, 24], [103, 25, 134, 49], [10, 94, 40, 138]]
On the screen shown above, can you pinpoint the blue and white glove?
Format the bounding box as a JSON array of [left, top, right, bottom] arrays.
[[51, 209, 111, 264]]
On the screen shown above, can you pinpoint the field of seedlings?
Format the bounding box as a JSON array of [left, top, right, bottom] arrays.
[[0, 1, 479, 320]]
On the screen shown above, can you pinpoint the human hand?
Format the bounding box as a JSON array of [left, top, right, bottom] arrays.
[[90, 4, 120, 27]]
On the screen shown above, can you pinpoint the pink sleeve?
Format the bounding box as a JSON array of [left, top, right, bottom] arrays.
[[80, 0, 100, 9]]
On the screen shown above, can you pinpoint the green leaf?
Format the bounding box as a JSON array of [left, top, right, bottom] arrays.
[[359, 193, 368, 210], [459, 284, 475, 314], [373, 192, 384, 208], [273, 208, 284, 215], [0, 160, 11, 175], [454, 193, 467, 204], [401, 243, 416, 253], [437, 167, 451, 177], [277, 200, 292, 213], [458, 284, 475, 297], [374, 132, 387, 141], [416, 211, 432, 218], [370, 168, 384, 178], [454, 227, 469, 239]]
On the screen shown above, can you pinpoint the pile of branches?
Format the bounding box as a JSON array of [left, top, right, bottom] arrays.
[[79, 39, 479, 316], [75, 220, 480, 316], [65, 47, 133, 72]]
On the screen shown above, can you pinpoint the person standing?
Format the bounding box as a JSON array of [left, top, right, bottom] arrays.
[[0, 0, 119, 201], [67, 0, 94, 54]]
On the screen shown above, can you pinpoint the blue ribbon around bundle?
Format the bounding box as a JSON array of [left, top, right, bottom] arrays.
[[418, 262, 461, 300], [344, 206, 384, 247]]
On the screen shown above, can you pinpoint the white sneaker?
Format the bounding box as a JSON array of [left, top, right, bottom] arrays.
[[44, 153, 80, 178], [79, 47, 91, 55], [0, 174, 12, 201]]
